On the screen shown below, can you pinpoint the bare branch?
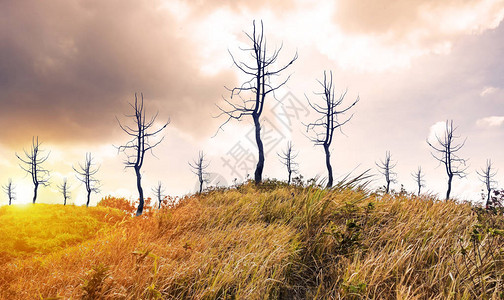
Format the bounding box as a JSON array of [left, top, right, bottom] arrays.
[[189, 151, 210, 194], [427, 120, 468, 200], [116, 93, 169, 216], [16, 136, 51, 203], [376, 151, 397, 194], [306, 70, 359, 188]]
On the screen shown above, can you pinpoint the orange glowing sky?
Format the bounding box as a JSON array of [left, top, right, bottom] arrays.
[[1, 0, 504, 205]]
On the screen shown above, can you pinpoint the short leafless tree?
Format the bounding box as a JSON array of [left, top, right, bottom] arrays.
[[189, 151, 210, 194], [117, 93, 169, 216], [16, 136, 50, 203], [427, 120, 468, 200], [411, 166, 425, 196], [476, 159, 497, 207], [57, 177, 71, 205], [277, 141, 298, 185], [306, 71, 359, 188], [216, 20, 297, 184], [73, 153, 100, 207], [152, 181, 165, 209], [376, 151, 397, 194], [2, 179, 15, 205]]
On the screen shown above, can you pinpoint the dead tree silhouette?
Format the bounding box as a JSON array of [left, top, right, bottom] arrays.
[[376, 151, 397, 194], [306, 71, 359, 188], [16, 136, 50, 203], [216, 20, 297, 184], [57, 177, 71, 206], [152, 181, 165, 209], [411, 166, 425, 196], [2, 179, 15, 205], [277, 141, 298, 185], [476, 159, 497, 207], [189, 151, 210, 194], [73, 153, 100, 207], [117, 93, 169, 216], [427, 120, 467, 200]]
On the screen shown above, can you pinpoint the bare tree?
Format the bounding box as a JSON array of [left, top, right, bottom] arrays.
[[376, 151, 397, 194], [306, 71, 359, 188], [16, 136, 50, 203], [277, 141, 298, 185], [117, 93, 169, 216], [476, 159, 497, 207], [216, 20, 297, 184], [57, 177, 71, 205], [189, 151, 210, 194], [2, 179, 15, 205], [152, 181, 166, 209], [411, 166, 425, 196], [73, 153, 100, 207], [427, 120, 467, 200]]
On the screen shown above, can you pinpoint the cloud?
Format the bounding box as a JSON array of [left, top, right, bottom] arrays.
[[326, 0, 504, 70], [427, 121, 448, 144], [0, 0, 236, 147], [335, 0, 504, 37], [480, 86, 500, 97], [476, 116, 504, 127]]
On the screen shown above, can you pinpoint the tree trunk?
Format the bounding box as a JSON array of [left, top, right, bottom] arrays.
[[86, 189, 91, 207], [64, 196, 67, 206], [288, 171, 292, 185], [135, 167, 144, 216], [199, 179, 203, 194], [446, 174, 453, 200], [386, 180, 390, 194], [417, 185, 421, 196], [486, 188, 491, 207], [33, 183, 38, 204], [253, 115, 264, 184], [324, 144, 333, 188]]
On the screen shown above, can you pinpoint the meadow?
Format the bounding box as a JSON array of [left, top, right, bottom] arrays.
[[0, 181, 503, 299]]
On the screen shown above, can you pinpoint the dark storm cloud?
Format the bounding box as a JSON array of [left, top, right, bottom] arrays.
[[0, 0, 235, 146]]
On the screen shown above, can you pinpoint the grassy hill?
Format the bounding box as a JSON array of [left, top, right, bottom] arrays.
[[0, 182, 503, 299]]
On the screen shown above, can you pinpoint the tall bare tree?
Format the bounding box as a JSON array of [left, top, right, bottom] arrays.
[[16, 136, 50, 203], [277, 141, 298, 185], [427, 120, 467, 200], [57, 177, 71, 205], [152, 181, 165, 209], [411, 166, 425, 196], [306, 71, 359, 188], [117, 93, 169, 216], [189, 151, 210, 194], [216, 20, 297, 184], [73, 153, 100, 207], [376, 151, 397, 194], [2, 179, 15, 205], [476, 159, 497, 207]]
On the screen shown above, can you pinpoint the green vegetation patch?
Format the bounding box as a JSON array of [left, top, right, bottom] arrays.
[[0, 204, 127, 259]]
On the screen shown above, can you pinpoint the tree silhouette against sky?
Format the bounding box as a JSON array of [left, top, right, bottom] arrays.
[[306, 70, 359, 188], [117, 93, 169, 216], [216, 20, 297, 184]]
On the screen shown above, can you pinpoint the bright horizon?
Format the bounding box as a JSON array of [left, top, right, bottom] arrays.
[[1, 0, 504, 205]]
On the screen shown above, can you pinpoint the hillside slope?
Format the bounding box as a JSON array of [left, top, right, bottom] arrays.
[[1, 183, 503, 299]]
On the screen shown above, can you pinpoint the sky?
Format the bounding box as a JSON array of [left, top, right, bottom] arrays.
[[1, 0, 504, 206]]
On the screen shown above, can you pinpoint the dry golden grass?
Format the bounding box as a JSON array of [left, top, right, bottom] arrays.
[[0, 182, 503, 299]]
